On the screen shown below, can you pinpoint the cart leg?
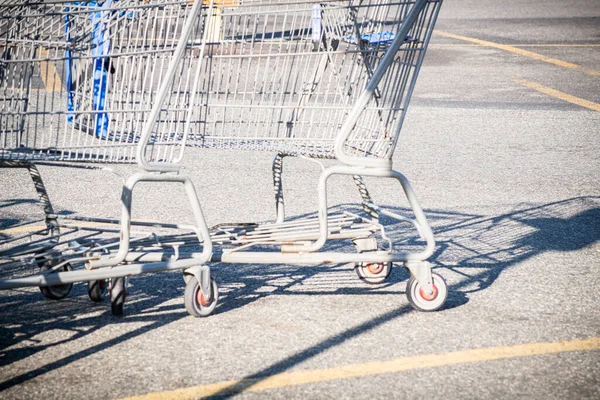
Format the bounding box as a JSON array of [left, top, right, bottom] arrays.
[[389, 170, 436, 294], [90, 172, 212, 269], [390, 170, 435, 258], [26, 164, 59, 236], [352, 175, 379, 220], [273, 157, 380, 228], [283, 165, 436, 259], [272, 152, 287, 223]]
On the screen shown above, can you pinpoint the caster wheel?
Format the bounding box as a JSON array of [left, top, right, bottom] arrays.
[[110, 277, 127, 316], [406, 272, 447, 312], [39, 260, 73, 300], [184, 277, 219, 318], [355, 262, 392, 284], [88, 280, 108, 302]]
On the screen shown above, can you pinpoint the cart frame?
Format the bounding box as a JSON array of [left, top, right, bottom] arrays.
[[1, 0, 446, 316]]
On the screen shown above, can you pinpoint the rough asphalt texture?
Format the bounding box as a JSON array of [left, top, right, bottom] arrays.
[[1, 1, 599, 399]]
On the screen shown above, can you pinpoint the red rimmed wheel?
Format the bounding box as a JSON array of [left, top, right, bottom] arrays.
[[406, 272, 447, 312], [184, 277, 219, 318], [354, 262, 392, 284]]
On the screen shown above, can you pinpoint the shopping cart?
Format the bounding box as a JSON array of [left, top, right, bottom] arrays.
[[0, 0, 445, 317]]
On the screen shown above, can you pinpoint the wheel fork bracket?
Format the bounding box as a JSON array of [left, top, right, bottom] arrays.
[[184, 265, 212, 298], [405, 261, 434, 294]]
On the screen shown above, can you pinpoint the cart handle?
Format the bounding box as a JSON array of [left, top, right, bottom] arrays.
[[334, 0, 429, 170], [136, 0, 214, 173]]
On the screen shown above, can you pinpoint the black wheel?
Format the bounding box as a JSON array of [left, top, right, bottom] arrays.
[[39, 260, 73, 300], [354, 262, 392, 284], [88, 280, 108, 302], [110, 277, 126, 316], [406, 272, 447, 312], [184, 277, 219, 318]]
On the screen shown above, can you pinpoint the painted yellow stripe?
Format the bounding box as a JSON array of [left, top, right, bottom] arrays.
[[514, 44, 600, 48], [38, 49, 64, 92], [431, 43, 600, 48], [515, 79, 600, 112], [121, 337, 600, 400], [434, 30, 600, 77]]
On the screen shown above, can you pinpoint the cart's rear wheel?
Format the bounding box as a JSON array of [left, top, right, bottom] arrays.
[[406, 272, 447, 312], [354, 262, 392, 284], [88, 279, 108, 302], [39, 261, 73, 300], [110, 277, 126, 316], [184, 277, 219, 318]]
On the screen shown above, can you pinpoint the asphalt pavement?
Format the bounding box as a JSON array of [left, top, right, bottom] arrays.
[[1, 1, 599, 399]]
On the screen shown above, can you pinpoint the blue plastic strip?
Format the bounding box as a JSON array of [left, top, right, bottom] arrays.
[[65, 12, 74, 122], [91, 0, 112, 138], [65, 1, 112, 138], [346, 31, 397, 45]]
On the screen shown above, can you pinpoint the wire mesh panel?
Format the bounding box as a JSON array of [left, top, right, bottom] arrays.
[[186, 0, 442, 159], [0, 0, 199, 163], [0, 0, 441, 163]]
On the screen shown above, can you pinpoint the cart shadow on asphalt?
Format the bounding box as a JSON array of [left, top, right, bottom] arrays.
[[0, 199, 39, 211], [0, 198, 76, 243], [0, 199, 47, 241], [0, 196, 599, 393], [199, 195, 600, 399]]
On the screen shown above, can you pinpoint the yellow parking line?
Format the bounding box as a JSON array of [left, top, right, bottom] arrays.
[[513, 44, 600, 47], [431, 43, 600, 48], [121, 337, 600, 400], [515, 79, 600, 112], [431, 43, 480, 47], [434, 30, 600, 77]]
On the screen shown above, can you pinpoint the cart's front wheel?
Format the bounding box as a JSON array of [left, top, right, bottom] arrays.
[[39, 261, 73, 300], [88, 279, 108, 302], [354, 262, 392, 284], [110, 277, 127, 316], [406, 272, 447, 312], [184, 277, 219, 318]]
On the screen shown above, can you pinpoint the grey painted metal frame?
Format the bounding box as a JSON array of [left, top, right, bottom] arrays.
[[1, 0, 444, 305], [88, 172, 213, 269]]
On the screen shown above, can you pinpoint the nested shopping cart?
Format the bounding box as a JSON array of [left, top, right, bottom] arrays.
[[0, 0, 445, 317]]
